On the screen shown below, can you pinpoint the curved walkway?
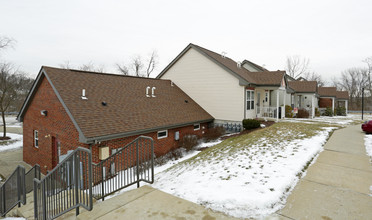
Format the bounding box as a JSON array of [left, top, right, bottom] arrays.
[[278, 124, 372, 219]]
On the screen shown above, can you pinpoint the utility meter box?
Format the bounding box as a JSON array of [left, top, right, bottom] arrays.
[[99, 146, 109, 160], [175, 131, 180, 141]]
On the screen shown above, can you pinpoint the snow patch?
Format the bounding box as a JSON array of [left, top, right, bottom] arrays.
[[0, 133, 23, 152]]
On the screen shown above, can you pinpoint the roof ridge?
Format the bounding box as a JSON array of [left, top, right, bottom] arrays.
[[42, 66, 167, 81]]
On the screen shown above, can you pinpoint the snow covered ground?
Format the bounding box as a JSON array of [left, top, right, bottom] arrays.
[[365, 134, 372, 160], [0, 115, 22, 127], [284, 114, 370, 125], [0, 133, 23, 152], [152, 123, 337, 219]]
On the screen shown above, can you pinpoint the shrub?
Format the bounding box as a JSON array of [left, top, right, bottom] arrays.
[[315, 108, 320, 117], [336, 106, 346, 116], [242, 119, 260, 130], [285, 105, 293, 118], [154, 148, 184, 166], [204, 126, 225, 142], [324, 107, 333, 116], [180, 134, 199, 151], [296, 108, 309, 118]]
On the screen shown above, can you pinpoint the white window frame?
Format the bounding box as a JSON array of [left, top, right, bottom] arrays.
[[193, 123, 200, 131], [34, 130, 39, 148], [246, 90, 255, 110], [157, 130, 168, 139]]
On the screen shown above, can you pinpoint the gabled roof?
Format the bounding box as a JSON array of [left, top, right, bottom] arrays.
[[318, 87, 337, 97], [18, 66, 213, 143], [157, 43, 286, 87], [336, 91, 349, 100], [241, 59, 269, 72], [288, 81, 318, 93]]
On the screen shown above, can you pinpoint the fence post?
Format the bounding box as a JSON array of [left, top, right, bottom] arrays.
[[17, 167, 21, 208], [33, 180, 38, 219], [74, 154, 80, 216], [101, 166, 105, 201], [136, 140, 140, 188], [2, 185, 5, 216], [151, 140, 154, 184], [41, 181, 46, 220]]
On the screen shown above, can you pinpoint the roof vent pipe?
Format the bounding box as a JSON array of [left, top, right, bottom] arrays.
[[146, 86, 151, 97], [152, 87, 156, 97], [221, 51, 227, 58], [82, 89, 88, 100], [237, 61, 241, 68]]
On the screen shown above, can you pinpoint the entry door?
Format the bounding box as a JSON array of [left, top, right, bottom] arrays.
[[256, 92, 261, 116], [52, 137, 59, 168]]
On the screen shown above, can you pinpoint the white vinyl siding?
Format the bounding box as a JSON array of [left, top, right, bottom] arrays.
[[160, 48, 245, 122]]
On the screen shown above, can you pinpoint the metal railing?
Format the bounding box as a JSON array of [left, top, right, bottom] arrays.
[[92, 136, 154, 201], [260, 106, 278, 118], [33, 147, 92, 220], [25, 164, 41, 194], [0, 165, 26, 217]]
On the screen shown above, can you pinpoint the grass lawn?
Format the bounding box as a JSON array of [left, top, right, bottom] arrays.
[[153, 122, 339, 218]]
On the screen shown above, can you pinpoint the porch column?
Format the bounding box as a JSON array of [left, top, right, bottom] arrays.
[[345, 100, 348, 115], [311, 95, 315, 118], [332, 97, 335, 114], [283, 90, 286, 118], [276, 91, 279, 121]]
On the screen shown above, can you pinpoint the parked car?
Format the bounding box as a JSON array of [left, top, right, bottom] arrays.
[[362, 120, 372, 134]]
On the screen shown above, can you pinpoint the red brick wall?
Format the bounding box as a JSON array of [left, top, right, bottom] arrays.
[[319, 98, 333, 108], [23, 76, 82, 174], [23, 76, 209, 174]]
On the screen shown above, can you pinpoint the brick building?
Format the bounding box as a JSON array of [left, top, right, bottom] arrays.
[[17, 66, 213, 174]]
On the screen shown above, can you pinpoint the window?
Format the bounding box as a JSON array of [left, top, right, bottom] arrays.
[[246, 90, 255, 110], [157, 130, 168, 139], [193, 124, 200, 131], [34, 130, 39, 148]]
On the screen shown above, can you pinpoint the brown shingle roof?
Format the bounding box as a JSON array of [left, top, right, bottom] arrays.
[[336, 91, 349, 100], [42, 67, 213, 140], [318, 87, 337, 97], [191, 44, 285, 86], [288, 81, 318, 93]]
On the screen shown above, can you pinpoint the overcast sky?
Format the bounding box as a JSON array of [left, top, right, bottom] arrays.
[[1, 0, 371, 82]]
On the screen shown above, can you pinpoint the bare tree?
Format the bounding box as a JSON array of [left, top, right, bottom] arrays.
[[362, 57, 372, 95], [0, 63, 18, 137], [59, 60, 72, 69], [0, 36, 14, 50], [285, 55, 310, 79], [303, 72, 326, 87], [132, 56, 143, 77], [116, 63, 129, 75], [145, 51, 157, 78], [338, 67, 369, 108], [116, 50, 158, 77], [78, 62, 105, 73]]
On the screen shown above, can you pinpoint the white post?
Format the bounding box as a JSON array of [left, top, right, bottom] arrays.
[[276, 90, 279, 121], [332, 97, 335, 115], [345, 100, 348, 115], [283, 90, 286, 118], [311, 95, 315, 118]]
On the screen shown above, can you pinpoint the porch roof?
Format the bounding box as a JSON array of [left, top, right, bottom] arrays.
[[288, 81, 317, 93], [318, 87, 337, 97], [336, 91, 349, 100]]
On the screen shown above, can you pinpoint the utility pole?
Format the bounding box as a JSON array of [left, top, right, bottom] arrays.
[[362, 88, 364, 120]]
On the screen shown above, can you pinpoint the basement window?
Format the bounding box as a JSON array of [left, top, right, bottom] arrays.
[[157, 130, 168, 139], [194, 124, 200, 131], [34, 130, 39, 148]]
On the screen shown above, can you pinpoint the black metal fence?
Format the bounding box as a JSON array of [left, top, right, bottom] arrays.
[[33, 147, 92, 220], [92, 136, 154, 201], [0, 165, 26, 217]]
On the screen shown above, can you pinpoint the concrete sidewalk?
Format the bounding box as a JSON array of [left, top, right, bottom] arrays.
[[0, 148, 31, 179], [278, 124, 372, 219]]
